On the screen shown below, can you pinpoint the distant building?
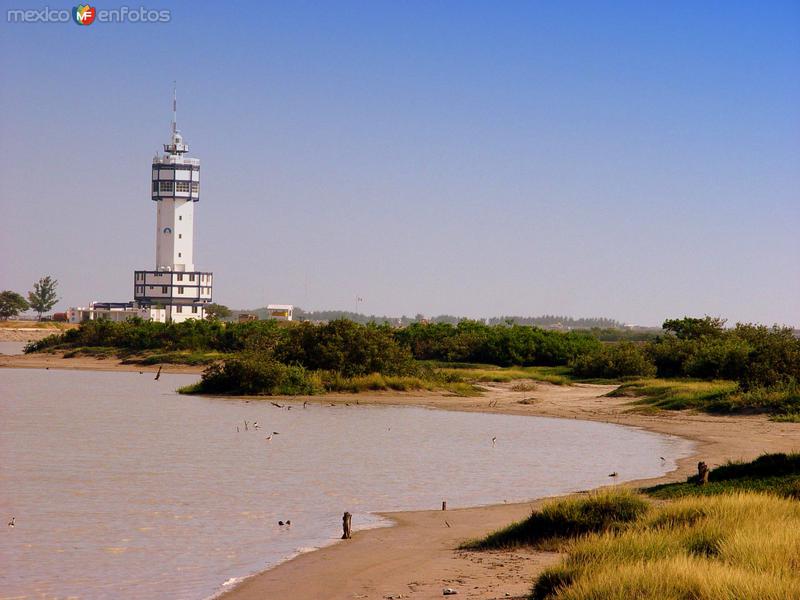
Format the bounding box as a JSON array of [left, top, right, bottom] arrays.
[[267, 304, 293, 321], [68, 302, 166, 324]]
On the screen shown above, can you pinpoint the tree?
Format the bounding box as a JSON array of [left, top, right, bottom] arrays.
[[662, 316, 726, 340], [205, 303, 231, 320], [27, 276, 59, 319], [0, 291, 29, 320]]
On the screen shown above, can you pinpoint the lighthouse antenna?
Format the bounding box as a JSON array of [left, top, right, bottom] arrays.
[[172, 81, 177, 135]]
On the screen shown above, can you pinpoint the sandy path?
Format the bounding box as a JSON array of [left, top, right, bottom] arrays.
[[3, 355, 798, 599], [0, 352, 205, 374]]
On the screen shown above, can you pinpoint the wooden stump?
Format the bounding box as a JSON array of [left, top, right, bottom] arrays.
[[342, 511, 352, 539], [697, 461, 709, 485]]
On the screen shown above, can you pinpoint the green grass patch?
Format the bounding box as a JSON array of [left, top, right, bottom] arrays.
[[646, 453, 800, 500], [609, 379, 738, 411], [124, 350, 225, 366], [62, 346, 116, 359], [610, 378, 800, 420], [461, 490, 648, 551], [530, 493, 800, 599], [437, 364, 573, 386]]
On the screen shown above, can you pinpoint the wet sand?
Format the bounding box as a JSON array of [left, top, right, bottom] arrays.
[[3, 353, 799, 599]]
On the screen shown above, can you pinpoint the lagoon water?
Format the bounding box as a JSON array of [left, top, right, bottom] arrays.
[[0, 368, 693, 599]]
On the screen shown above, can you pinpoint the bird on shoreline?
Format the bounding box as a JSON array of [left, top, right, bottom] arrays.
[[609, 472, 618, 478], [265, 435, 273, 441], [491, 436, 497, 447], [8, 517, 14, 528], [271, 402, 284, 408], [154, 366, 162, 381]]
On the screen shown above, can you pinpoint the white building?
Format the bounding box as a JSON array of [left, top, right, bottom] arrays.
[[267, 304, 294, 321], [67, 302, 166, 324], [133, 89, 213, 323]]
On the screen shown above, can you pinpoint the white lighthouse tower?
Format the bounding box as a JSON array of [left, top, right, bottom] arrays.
[[133, 88, 213, 322]]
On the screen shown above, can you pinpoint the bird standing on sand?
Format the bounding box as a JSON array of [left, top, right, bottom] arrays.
[[492, 436, 497, 447], [609, 472, 618, 478], [154, 366, 162, 381], [8, 517, 14, 528], [303, 400, 308, 409], [271, 402, 284, 408], [265, 435, 272, 441]]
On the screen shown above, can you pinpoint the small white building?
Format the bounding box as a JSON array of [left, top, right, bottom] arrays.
[[267, 304, 293, 321], [67, 302, 166, 324]]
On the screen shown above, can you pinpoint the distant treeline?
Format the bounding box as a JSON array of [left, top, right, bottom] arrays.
[[27, 316, 800, 394], [487, 315, 624, 329], [572, 317, 800, 388], [27, 318, 598, 370], [235, 307, 642, 331]]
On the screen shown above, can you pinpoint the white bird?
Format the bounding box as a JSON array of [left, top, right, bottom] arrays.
[[253, 422, 260, 429]]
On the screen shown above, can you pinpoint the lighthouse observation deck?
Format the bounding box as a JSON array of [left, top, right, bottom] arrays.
[[152, 155, 200, 202]]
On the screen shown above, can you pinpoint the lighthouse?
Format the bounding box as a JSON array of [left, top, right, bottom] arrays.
[[133, 88, 213, 322]]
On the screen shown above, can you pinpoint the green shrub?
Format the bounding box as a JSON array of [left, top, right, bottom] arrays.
[[187, 353, 321, 395], [569, 342, 656, 379], [463, 490, 649, 551]]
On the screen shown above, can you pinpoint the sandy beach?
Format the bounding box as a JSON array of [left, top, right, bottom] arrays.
[[3, 354, 798, 599]]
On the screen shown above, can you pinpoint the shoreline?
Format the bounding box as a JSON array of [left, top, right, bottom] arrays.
[[4, 354, 799, 599]]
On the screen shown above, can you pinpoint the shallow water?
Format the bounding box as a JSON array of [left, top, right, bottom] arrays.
[[0, 368, 693, 599]]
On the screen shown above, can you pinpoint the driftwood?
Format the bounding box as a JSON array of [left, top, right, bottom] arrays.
[[342, 511, 352, 539], [697, 461, 710, 485]]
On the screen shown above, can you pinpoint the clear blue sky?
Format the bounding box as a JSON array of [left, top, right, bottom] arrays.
[[1, 1, 798, 326]]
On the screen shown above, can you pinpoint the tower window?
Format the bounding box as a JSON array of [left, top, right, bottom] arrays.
[[178, 287, 184, 294], [159, 181, 174, 193], [189, 274, 195, 282], [152, 181, 158, 192], [175, 181, 190, 193], [192, 306, 198, 314], [177, 274, 183, 281], [179, 216, 182, 221], [178, 234, 182, 239], [161, 286, 168, 293], [191, 182, 199, 193], [176, 305, 183, 313], [178, 252, 182, 257]]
